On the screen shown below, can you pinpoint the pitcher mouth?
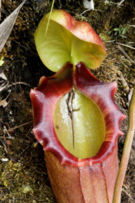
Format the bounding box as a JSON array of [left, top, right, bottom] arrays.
[[30, 62, 125, 167]]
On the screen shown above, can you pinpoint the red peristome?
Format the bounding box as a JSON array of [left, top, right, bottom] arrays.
[[52, 10, 105, 51], [30, 62, 125, 167], [30, 62, 73, 152], [74, 63, 126, 164]]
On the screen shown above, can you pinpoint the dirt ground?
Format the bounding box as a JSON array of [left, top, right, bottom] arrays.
[[0, 0, 135, 202]]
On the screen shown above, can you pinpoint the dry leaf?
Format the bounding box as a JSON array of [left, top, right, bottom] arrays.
[[0, 0, 26, 52], [0, 98, 8, 107], [83, 0, 94, 10]]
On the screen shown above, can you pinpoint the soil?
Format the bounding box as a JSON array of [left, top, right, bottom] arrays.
[[0, 0, 135, 202]]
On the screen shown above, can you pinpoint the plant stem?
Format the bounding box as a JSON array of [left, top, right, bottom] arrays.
[[113, 87, 135, 203]]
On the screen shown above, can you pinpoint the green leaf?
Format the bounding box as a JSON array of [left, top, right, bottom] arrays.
[[35, 19, 72, 72], [71, 37, 105, 69], [35, 10, 106, 72]]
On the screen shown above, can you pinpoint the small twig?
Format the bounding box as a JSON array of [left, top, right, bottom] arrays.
[[122, 185, 133, 201], [18, 142, 31, 158], [117, 0, 125, 7], [66, 90, 75, 148], [129, 25, 135, 28], [113, 87, 135, 203], [0, 136, 14, 139], [105, 40, 115, 43], [119, 72, 129, 93], [3, 125, 12, 138], [1, 81, 30, 92], [117, 42, 135, 50], [8, 81, 30, 88], [0, 140, 8, 153], [117, 45, 135, 64], [80, 9, 91, 16], [8, 121, 32, 132]]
